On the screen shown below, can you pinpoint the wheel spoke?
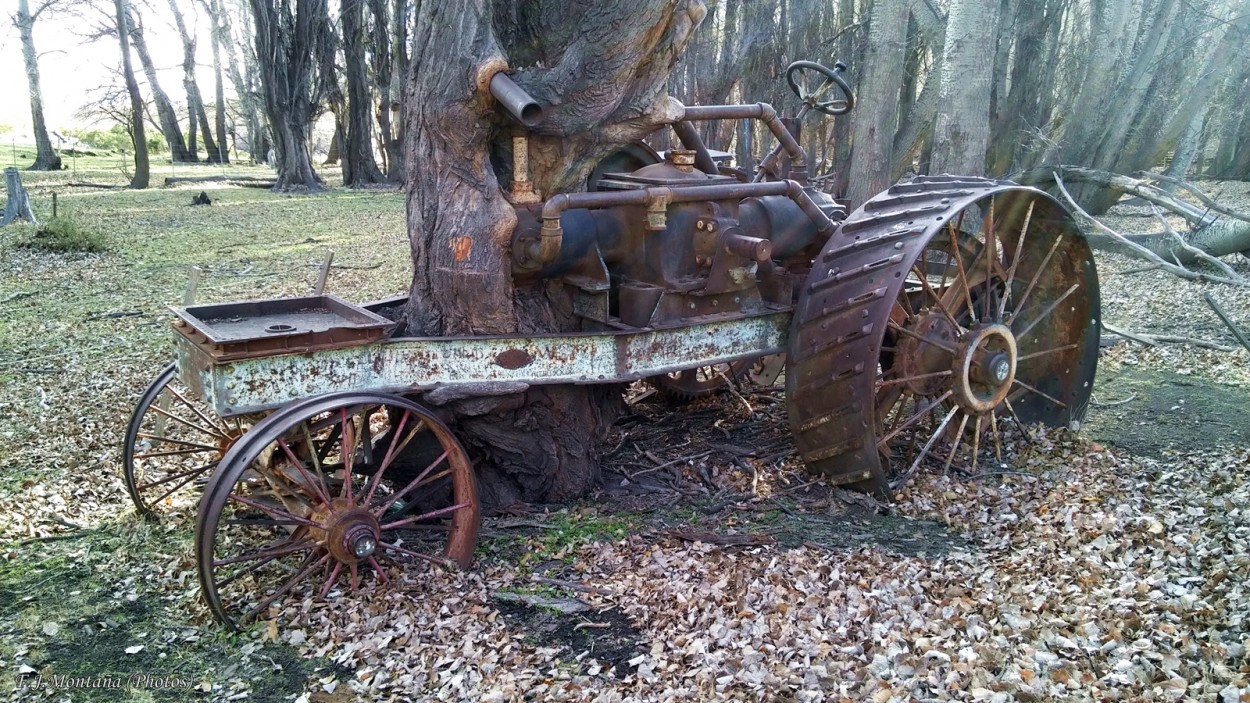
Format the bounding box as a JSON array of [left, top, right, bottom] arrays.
[[969, 416, 982, 475], [983, 197, 996, 323], [380, 500, 469, 531], [165, 383, 234, 436], [133, 446, 218, 459], [319, 563, 343, 600], [145, 463, 216, 506], [1010, 234, 1064, 320], [228, 493, 322, 529], [946, 221, 977, 322], [300, 423, 335, 508], [876, 390, 954, 447], [997, 201, 1036, 320], [1017, 343, 1079, 362], [380, 541, 454, 568], [242, 552, 331, 624], [135, 434, 220, 452], [989, 412, 1002, 463], [943, 411, 969, 474], [887, 321, 959, 354], [275, 437, 333, 507], [363, 413, 427, 506], [340, 409, 355, 502], [877, 370, 952, 389], [214, 539, 316, 568], [911, 264, 961, 329], [1014, 283, 1080, 341], [374, 449, 450, 516], [368, 556, 389, 583], [896, 405, 961, 488], [136, 462, 217, 491], [214, 532, 310, 590], [148, 403, 229, 440], [1012, 379, 1067, 408]]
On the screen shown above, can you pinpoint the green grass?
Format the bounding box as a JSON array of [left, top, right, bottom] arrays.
[[0, 156, 407, 701], [15, 215, 107, 253]]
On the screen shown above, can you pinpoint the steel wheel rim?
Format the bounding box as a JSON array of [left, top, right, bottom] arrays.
[[195, 392, 480, 630], [649, 358, 754, 400], [874, 191, 1098, 485], [123, 363, 245, 519]]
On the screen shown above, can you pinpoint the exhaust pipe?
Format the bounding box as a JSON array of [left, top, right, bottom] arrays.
[[490, 73, 544, 127]]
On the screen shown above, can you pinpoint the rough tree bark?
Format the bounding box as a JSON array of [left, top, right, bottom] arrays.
[[113, 0, 148, 188], [341, 0, 385, 186], [846, 0, 908, 206], [14, 0, 62, 171], [129, 9, 191, 162], [402, 0, 705, 507], [928, 0, 1000, 176], [249, 0, 329, 191]]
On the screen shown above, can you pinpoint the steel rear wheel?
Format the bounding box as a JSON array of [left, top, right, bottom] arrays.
[[123, 363, 247, 519], [787, 177, 1099, 496], [195, 391, 480, 630]]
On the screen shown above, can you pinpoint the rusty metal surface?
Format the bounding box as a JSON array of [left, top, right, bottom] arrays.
[[786, 176, 1099, 497], [172, 294, 394, 361], [179, 310, 790, 416]]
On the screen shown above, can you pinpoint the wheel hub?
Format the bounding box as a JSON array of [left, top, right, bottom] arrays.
[[896, 312, 959, 396], [309, 499, 381, 565], [953, 324, 1017, 414]]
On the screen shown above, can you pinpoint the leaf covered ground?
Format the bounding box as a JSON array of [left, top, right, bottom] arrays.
[[1, 161, 1248, 702]]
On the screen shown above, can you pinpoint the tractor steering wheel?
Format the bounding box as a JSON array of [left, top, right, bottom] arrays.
[[785, 61, 854, 116]]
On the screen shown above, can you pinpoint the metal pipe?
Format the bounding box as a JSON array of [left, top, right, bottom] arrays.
[[670, 121, 720, 174], [532, 179, 834, 266], [490, 73, 544, 127], [681, 103, 808, 182]]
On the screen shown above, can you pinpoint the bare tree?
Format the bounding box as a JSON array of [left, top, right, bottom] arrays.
[[128, 8, 191, 162], [401, 0, 704, 505], [13, 0, 62, 170], [249, 0, 332, 190], [340, 0, 384, 185], [113, 0, 148, 188], [201, 0, 232, 163], [167, 0, 222, 163]]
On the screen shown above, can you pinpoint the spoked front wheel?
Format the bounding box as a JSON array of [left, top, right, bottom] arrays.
[[195, 391, 480, 629], [123, 363, 248, 519]]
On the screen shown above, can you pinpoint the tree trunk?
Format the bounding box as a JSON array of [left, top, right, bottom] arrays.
[[341, 0, 385, 186], [368, 0, 402, 181], [929, 0, 1000, 176], [221, 0, 266, 163], [114, 0, 149, 188], [249, 0, 329, 191], [129, 9, 191, 162], [204, 0, 231, 164], [401, 0, 704, 508], [1163, 111, 1205, 188], [168, 0, 222, 164], [16, 0, 61, 171], [846, 0, 908, 207]]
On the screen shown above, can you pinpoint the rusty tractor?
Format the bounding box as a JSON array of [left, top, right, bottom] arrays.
[[121, 61, 1099, 628]]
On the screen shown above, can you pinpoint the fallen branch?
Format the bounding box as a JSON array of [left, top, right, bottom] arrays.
[[1053, 173, 1248, 287], [1102, 321, 1235, 352], [66, 181, 122, 189], [1204, 292, 1250, 354], [1092, 393, 1137, 407], [1136, 171, 1250, 223], [1151, 205, 1242, 280]]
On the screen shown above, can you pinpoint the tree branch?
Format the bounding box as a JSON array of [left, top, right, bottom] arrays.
[[1052, 172, 1248, 287]]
